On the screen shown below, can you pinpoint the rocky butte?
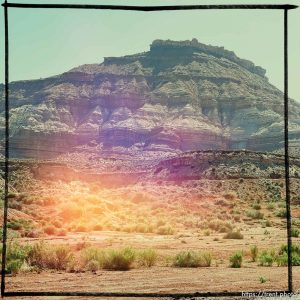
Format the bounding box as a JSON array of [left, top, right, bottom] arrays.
[[1, 38, 300, 159]]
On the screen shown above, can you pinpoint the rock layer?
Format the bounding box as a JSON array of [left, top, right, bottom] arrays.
[[1, 39, 300, 158]]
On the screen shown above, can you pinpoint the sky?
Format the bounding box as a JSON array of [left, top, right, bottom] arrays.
[[0, 0, 299, 101]]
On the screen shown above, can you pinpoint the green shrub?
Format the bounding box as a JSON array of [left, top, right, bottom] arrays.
[[6, 259, 23, 274], [250, 245, 258, 262], [4, 242, 30, 274], [102, 248, 135, 271], [291, 227, 299, 238], [276, 252, 288, 267], [259, 276, 267, 283], [258, 250, 275, 266], [173, 251, 212, 268], [229, 251, 243, 268], [252, 203, 261, 210], [275, 208, 287, 218], [138, 249, 157, 267], [82, 247, 105, 267], [223, 231, 243, 240], [278, 244, 300, 266]]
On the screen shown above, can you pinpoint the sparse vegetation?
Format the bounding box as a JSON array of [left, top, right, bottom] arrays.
[[275, 208, 287, 218], [259, 276, 267, 283], [258, 250, 275, 267], [138, 249, 158, 267], [28, 242, 74, 270], [246, 209, 264, 220], [229, 251, 243, 268], [223, 230, 243, 240], [102, 248, 136, 271], [291, 227, 299, 238], [250, 245, 258, 262], [173, 251, 212, 268]]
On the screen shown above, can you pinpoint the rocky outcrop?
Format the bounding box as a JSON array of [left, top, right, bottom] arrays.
[[1, 39, 300, 158], [152, 150, 300, 181]]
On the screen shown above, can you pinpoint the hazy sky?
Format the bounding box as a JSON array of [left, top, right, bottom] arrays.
[[0, 0, 299, 100]]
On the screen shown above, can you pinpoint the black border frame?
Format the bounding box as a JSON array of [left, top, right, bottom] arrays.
[[1, 2, 298, 298]]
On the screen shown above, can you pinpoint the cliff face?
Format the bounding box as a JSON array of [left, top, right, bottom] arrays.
[[1, 39, 300, 158]]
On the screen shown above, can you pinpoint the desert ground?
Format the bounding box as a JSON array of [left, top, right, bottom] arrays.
[[1, 151, 300, 296]]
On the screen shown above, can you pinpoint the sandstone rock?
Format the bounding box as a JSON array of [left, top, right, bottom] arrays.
[[0, 39, 299, 158]]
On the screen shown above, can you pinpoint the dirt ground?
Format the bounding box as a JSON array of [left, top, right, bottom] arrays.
[[5, 228, 300, 299]]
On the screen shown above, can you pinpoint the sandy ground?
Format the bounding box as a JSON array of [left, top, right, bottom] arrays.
[[6, 266, 300, 295], [5, 221, 299, 300]]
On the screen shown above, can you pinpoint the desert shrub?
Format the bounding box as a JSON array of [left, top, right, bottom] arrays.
[[291, 227, 299, 238], [82, 247, 105, 267], [252, 203, 261, 210], [54, 245, 74, 270], [223, 230, 243, 240], [199, 251, 212, 267], [260, 276, 267, 283], [173, 251, 212, 268], [156, 225, 174, 235], [276, 252, 288, 267], [280, 244, 300, 255], [4, 242, 30, 274], [265, 220, 272, 227], [138, 249, 157, 267], [24, 230, 41, 238], [208, 220, 232, 233], [204, 230, 210, 236], [288, 253, 300, 266], [8, 200, 22, 210], [278, 201, 286, 208], [8, 219, 33, 232], [258, 250, 275, 266], [135, 224, 148, 233], [250, 245, 258, 262], [75, 237, 91, 251], [277, 244, 300, 266], [7, 220, 22, 231], [43, 225, 56, 235], [85, 259, 101, 272], [246, 209, 264, 220], [102, 248, 135, 271], [6, 259, 23, 274], [229, 251, 243, 268], [28, 242, 74, 270], [267, 203, 275, 210], [275, 208, 287, 218]]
